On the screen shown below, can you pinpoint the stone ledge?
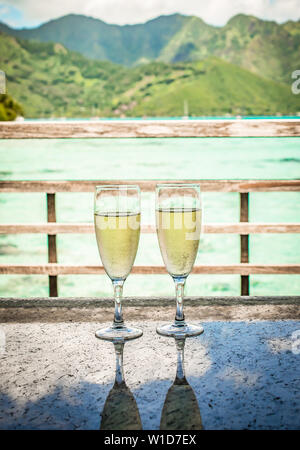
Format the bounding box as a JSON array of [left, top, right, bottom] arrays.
[[0, 320, 299, 429]]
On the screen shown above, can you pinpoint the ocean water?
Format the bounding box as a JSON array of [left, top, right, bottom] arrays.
[[0, 137, 299, 298]]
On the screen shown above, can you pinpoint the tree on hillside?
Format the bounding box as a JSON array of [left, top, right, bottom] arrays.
[[0, 94, 24, 120]]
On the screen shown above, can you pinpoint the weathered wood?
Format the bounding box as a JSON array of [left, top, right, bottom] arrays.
[[47, 193, 58, 297], [1, 179, 300, 193], [0, 263, 299, 275], [0, 296, 299, 307], [0, 119, 300, 139], [1, 179, 299, 298], [240, 193, 249, 295], [1, 222, 300, 234]]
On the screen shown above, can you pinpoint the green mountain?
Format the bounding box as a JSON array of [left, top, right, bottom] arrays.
[[159, 14, 300, 84], [122, 58, 300, 117], [0, 14, 189, 66], [0, 31, 299, 118], [0, 31, 127, 117], [0, 13, 299, 83]]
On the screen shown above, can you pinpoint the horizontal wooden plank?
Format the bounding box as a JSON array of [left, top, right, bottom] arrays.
[[0, 264, 299, 275], [0, 179, 300, 193], [1, 296, 300, 308], [1, 222, 300, 234], [1, 119, 300, 138]]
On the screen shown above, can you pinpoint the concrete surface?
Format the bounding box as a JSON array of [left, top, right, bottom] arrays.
[[0, 320, 299, 430]]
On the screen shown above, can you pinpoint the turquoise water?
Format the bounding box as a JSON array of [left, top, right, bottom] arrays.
[[24, 116, 300, 120], [0, 137, 299, 297]]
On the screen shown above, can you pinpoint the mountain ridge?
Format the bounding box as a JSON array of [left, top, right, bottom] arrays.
[[0, 13, 299, 83]]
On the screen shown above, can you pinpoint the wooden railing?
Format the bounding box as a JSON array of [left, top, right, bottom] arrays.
[[0, 179, 300, 297], [1, 119, 300, 297]]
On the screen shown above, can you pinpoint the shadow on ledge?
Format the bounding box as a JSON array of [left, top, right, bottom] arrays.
[[100, 381, 142, 430], [160, 378, 202, 430], [1, 322, 299, 430]]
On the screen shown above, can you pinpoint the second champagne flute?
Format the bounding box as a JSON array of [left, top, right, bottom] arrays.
[[156, 183, 204, 337], [94, 185, 142, 341]]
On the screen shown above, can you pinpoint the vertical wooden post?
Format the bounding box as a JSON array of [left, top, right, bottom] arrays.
[[240, 192, 249, 295], [47, 193, 58, 297]]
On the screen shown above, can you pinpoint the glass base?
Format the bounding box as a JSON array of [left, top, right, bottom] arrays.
[[95, 324, 143, 342], [156, 322, 204, 338]]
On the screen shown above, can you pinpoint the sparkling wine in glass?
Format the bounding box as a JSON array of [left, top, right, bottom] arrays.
[[156, 183, 204, 337], [94, 185, 143, 341]]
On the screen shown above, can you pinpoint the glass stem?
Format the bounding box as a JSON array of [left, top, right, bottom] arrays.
[[175, 337, 186, 383], [113, 280, 124, 327], [113, 341, 125, 386], [174, 277, 186, 324]]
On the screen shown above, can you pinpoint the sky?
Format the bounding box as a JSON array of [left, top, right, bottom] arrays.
[[0, 0, 299, 28]]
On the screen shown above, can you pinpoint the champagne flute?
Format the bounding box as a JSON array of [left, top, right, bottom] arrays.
[[155, 183, 204, 337], [94, 185, 142, 341]]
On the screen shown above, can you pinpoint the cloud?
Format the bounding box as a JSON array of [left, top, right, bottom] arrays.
[[0, 0, 299, 28], [0, 3, 26, 27]]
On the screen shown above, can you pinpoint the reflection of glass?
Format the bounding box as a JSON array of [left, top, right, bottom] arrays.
[[94, 185, 142, 341], [100, 341, 142, 430], [156, 183, 204, 337], [160, 337, 203, 430]]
